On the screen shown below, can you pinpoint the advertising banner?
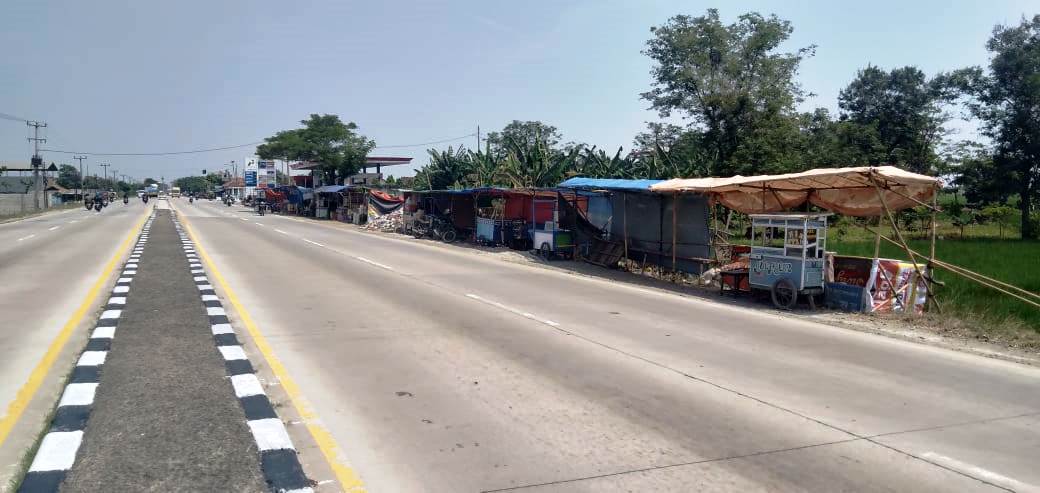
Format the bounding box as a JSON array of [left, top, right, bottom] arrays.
[[244, 170, 257, 187], [867, 259, 928, 314]]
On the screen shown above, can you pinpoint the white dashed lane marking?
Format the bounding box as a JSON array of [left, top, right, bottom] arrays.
[[920, 452, 1035, 492], [17, 234, 35, 241], [302, 238, 325, 247], [465, 293, 561, 328], [274, 229, 288, 235], [355, 256, 393, 271], [49, 226, 60, 231]]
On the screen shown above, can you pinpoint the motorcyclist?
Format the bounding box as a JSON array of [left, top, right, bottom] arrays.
[[123, 192, 130, 204]]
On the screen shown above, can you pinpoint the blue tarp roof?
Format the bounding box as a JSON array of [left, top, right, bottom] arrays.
[[314, 185, 347, 193], [557, 177, 664, 191]]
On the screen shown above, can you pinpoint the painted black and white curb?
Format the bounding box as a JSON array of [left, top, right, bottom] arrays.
[[18, 212, 156, 493], [172, 213, 313, 493]]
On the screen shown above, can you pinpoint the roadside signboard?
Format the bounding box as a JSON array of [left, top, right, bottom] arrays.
[[244, 170, 257, 187]]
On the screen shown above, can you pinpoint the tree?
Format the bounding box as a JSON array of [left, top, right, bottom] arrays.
[[423, 146, 471, 190], [143, 178, 158, 186], [57, 164, 82, 190], [943, 15, 1040, 238], [173, 176, 212, 194], [838, 65, 949, 174], [641, 10, 814, 176], [485, 121, 562, 158], [258, 114, 375, 185], [981, 204, 1015, 238]]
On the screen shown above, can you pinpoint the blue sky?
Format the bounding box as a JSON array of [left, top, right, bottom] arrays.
[[1, 0, 1035, 182]]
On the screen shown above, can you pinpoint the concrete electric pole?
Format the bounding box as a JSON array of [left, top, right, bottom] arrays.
[[26, 121, 47, 209], [74, 155, 87, 198]]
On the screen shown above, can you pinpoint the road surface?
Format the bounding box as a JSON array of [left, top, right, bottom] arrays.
[[0, 203, 147, 478], [164, 198, 1040, 492]]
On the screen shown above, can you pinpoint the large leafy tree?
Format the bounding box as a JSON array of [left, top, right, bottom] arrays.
[[57, 164, 82, 189], [173, 175, 213, 194], [641, 9, 814, 176], [944, 15, 1040, 238], [424, 146, 472, 190], [838, 65, 949, 173], [485, 121, 562, 158], [258, 114, 375, 184]]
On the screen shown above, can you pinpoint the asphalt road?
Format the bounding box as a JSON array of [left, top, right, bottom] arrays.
[[0, 201, 147, 483], [172, 198, 1040, 493]]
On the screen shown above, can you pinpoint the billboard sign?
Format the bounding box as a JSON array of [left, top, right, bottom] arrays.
[[244, 170, 257, 187]]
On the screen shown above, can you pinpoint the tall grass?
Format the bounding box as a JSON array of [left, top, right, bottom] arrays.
[[829, 238, 1040, 332]]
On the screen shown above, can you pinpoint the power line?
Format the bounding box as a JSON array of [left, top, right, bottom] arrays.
[[0, 112, 29, 122], [376, 133, 476, 148], [40, 141, 265, 156], [35, 132, 478, 156]]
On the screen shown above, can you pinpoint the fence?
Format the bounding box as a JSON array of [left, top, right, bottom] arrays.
[[0, 193, 55, 216]]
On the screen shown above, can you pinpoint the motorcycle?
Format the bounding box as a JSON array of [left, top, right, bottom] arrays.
[[123, 197, 129, 204], [84, 199, 92, 211], [256, 202, 266, 216], [189, 196, 194, 204], [143, 195, 149, 204], [93, 202, 103, 212]]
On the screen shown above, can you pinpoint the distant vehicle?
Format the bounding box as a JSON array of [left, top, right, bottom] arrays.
[[145, 184, 159, 197], [170, 187, 181, 198]]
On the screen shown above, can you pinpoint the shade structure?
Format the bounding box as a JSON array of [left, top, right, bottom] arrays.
[[649, 166, 939, 216]]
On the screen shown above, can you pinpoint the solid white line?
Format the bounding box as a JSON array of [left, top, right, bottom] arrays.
[[248, 418, 296, 451], [58, 382, 98, 407], [91, 326, 115, 339], [274, 229, 289, 235], [920, 452, 1035, 492], [48, 226, 59, 231], [303, 238, 325, 247], [230, 373, 265, 398], [28, 431, 83, 472], [218, 345, 248, 361], [465, 293, 562, 328], [355, 256, 393, 271], [77, 351, 107, 366]]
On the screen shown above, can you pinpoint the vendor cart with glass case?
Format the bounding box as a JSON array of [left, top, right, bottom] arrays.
[[748, 213, 829, 309]]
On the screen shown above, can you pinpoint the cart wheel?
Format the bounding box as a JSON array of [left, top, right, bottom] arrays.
[[442, 229, 457, 243], [539, 242, 552, 260], [771, 279, 798, 310]]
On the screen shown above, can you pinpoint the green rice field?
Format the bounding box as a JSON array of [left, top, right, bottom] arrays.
[[828, 238, 1040, 333]]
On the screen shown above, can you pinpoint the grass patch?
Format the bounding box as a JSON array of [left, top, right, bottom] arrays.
[[829, 237, 1040, 339]]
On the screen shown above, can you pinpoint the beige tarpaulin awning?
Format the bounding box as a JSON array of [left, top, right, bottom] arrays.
[[649, 166, 939, 216]]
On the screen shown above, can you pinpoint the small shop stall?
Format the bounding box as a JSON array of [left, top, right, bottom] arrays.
[[314, 185, 346, 219], [651, 166, 944, 311], [530, 194, 575, 259]]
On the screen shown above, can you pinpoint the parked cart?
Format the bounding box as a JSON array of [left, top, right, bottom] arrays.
[[748, 213, 829, 309]]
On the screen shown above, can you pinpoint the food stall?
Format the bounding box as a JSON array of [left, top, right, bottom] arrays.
[[747, 213, 829, 309]]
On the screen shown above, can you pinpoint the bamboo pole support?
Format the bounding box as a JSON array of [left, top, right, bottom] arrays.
[[622, 192, 629, 264]]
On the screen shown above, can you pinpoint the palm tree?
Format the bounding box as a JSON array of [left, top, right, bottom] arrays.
[[423, 146, 472, 189]]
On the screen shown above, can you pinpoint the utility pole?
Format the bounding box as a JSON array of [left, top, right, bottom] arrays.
[[74, 155, 87, 198], [27, 121, 47, 210], [99, 163, 111, 190], [476, 125, 481, 152]]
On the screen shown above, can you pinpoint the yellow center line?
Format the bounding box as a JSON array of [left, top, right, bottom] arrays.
[[0, 208, 150, 447], [176, 207, 366, 493]]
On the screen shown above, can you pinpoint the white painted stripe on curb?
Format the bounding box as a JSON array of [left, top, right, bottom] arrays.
[[27, 431, 83, 472], [92, 326, 116, 339], [122, 270, 137, 276], [191, 269, 205, 274], [77, 351, 107, 366], [218, 345, 248, 361], [197, 284, 213, 291], [113, 285, 130, 294], [107, 296, 126, 305], [100, 309, 122, 319], [247, 418, 296, 451], [58, 382, 98, 407], [117, 277, 133, 283], [211, 323, 234, 335], [206, 306, 226, 316], [230, 374, 265, 398], [194, 276, 208, 282], [202, 294, 219, 302]]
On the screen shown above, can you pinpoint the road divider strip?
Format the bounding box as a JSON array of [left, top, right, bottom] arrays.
[[171, 213, 314, 493], [17, 212, 155, 492], [176, 207, 367, 492]]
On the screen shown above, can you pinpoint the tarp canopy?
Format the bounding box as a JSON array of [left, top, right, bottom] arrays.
[[558, 177, 663, 192], [649, 166, 938, 216], [315, 185, 347, 194]]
